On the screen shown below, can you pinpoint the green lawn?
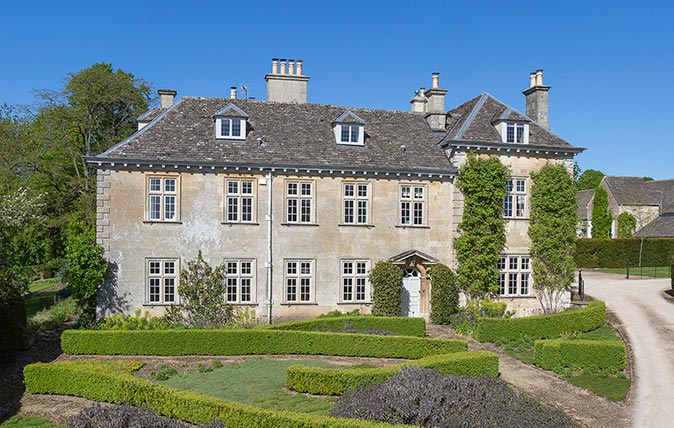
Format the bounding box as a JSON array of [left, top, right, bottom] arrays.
[[595, 266, 670, 278], [24, 281, 77, 332], [27, 278, 60, 294], [503, 324, 630, 401], [0, 416, 62, 428], [158, 358, 343, 415]]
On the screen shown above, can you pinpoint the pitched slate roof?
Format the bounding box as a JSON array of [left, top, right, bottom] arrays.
[[442, 93, 576, 149], [577, 189, 595, 220], [635, 215, 674, 238], [644, 179, 674, 214], [98, 98, 454, 174], [603, 176, 663, 206]]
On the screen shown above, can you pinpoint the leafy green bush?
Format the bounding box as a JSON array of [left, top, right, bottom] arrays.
[[534, 339, 626, 374], [263, 316, 425, 337], [97, 309, 173, 330], [476, 299, 508, 318], [369, 261, 403, 316], [316, 309, 361, 318], [474, 301, 605, 343], [429, 264, 459, 325], [330, 367, 576, 428], [591, 187, 611, 238], [61, 329, 466, 358], [617, 212, 636, 238], [24, 361, 408, 428], [0, 296, 27, 363], [575, 238, 674, 268], [285, 351, 498, 395]]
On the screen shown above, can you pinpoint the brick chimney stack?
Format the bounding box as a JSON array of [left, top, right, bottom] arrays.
[[424, 72, 448, 131], [158, 89, 177, 109], [265, 57, 310, 103], [523, 69, 551, 129]]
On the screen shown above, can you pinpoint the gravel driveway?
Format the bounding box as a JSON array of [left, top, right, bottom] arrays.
[[582, 271, 674, 428]]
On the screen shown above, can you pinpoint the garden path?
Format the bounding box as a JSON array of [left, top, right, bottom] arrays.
[[426, 325, 629, 428], [582, 270, 674, 428]]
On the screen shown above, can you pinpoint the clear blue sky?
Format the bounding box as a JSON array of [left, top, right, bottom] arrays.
[[2, 0, 673, 179]]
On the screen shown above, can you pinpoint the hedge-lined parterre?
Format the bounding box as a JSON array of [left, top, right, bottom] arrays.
[[61, 329, 466, 358], [534, 339, 626, 373], [24, 360, 412, 428], [260, 316, 425, 337], [474, 301, 605, 343], [285, 351, 499, 395]]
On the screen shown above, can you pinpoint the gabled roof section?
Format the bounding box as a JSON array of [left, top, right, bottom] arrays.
[[602, 176, 662, 206], [389, 249, 439, 265], [440, 92, 577, 150], [635, 215, 674, 238], [137, 108, 162, 122], [91, 98, 454, 175], [334, 110, 365, 124], [213, 103, 249, 118], [644, 179, 674, 214], [577, 189, 595, 220]]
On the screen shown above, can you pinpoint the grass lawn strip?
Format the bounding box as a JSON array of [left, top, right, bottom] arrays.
[[595, 266, 670, 278], [0, 416, 63, 428]]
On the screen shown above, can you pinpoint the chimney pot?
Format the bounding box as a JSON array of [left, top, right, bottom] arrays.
[[432, 72, 440, 89], [419, 87, 426, 97], [230, 86, 237, 100], [272, 58, 279, 74], [536, 69, 544, 86], [296, 59, 303, 75], [523, 69, 550, 129], [288, 59, 295, 75], [157, 89, 177, 109], [529, 72, 536, 88], [280, 59, 287, 75]]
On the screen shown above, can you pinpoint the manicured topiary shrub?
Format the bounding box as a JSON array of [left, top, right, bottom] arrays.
[[429, 264, 459, 325], [263, 316, 425, 337], [474, 300, 605, 343], [369, 261, 403, 317], [534, 339, 626, 374], [0, 296, 27, 364], [67, 403, 226, 428], [61, 329, 466, 358], [591, 187, 611, 238], [575, 238, 674, 268], [617, 212, 636, 238], [24, 361, 408, 428], [330, 367, 576, 428], [285, 351, 498, 395]]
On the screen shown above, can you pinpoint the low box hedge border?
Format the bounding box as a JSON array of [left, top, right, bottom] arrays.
[[534, 339, 626, 374], [285, 350, 499, 395], [61, 329, 466, 358], [474, 301, 606, 343], [261, 316, 425, 337], [24, 360, 411, 428]]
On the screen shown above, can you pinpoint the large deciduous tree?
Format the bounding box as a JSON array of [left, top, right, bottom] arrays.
[[575, 169, 605, 191], [454, 154, 508, 302], [529, 163, 577, 313]]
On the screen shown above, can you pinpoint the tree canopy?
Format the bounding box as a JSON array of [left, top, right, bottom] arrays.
[[575, 169, 605, 190]]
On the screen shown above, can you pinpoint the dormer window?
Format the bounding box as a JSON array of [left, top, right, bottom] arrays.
[[333, 111, 365, 146], [499, 121, 529, 144], [213, 103, 248, 140]]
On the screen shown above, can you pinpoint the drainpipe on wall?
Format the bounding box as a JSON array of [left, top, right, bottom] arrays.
[[266, 171, 274, 324]]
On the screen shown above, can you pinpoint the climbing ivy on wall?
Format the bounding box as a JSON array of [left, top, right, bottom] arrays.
[[369, 260, 403, 316], [529, 163, 577, 313], [454, 154, 508, 302], [617, 212, 637, 238], [591, 187, 612, 238]]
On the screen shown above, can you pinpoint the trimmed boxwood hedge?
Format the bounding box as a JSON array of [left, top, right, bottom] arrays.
[[262, 316, 425, 337], [474, 301, 605, 343], [534, 339, 626, 373], [61, 329, 466, 358], [576, 238, 674, 268], [24, 360, 411, 428], [285, 350, 499, 395]]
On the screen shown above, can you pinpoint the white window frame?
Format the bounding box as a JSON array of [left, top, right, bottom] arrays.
[[504, 178, 527, 218], [225, 178, 256, 223], [215, 117, 246, 140], [146, 258, 179, 304], [284, 259, 314, 303], [497, 255, 531, 297], [399, 184, 427, 226], [285, 180, 314, 224], [224, 259, 256, 304], [342, 182, 370, 225], [500, 122, 529, 144], [334, 124, 364, 146], [147, 176, 180, 222], [340, 259, 370, 303]]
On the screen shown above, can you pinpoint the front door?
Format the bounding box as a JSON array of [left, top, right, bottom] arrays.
[[402, 268, 421, 317]]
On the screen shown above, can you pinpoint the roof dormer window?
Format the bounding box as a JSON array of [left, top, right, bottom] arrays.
[[333, 111, 365, 146], [500, 122, 529, 144], [213, 103, 248, 140]]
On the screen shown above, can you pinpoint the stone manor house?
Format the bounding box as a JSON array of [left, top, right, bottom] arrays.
[[88, 59, 583, 322]]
